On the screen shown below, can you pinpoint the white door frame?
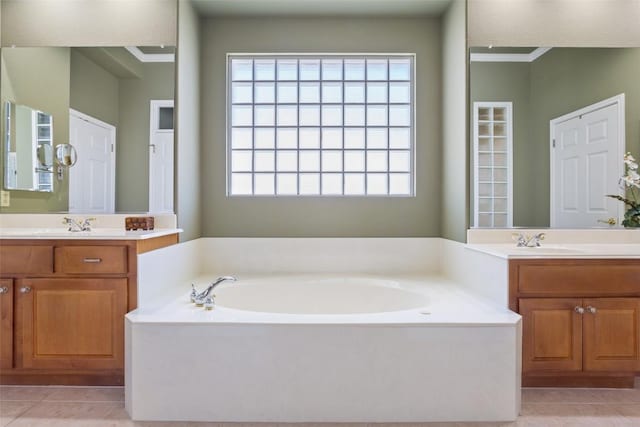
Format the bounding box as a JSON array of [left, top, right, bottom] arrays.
[[69, 108, 117, 213], [549, 93, 625, 227], [148, 99, 174, 213]]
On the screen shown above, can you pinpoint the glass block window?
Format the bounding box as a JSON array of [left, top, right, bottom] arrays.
[[227, 54, 415, 196]]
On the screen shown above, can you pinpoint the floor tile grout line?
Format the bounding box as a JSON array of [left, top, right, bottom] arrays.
[[2, 400, 39, 427]]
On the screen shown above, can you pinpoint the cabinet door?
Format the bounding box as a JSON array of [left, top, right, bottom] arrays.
[[0, 279, 13, 369], [15, 278, 127, 370], [520, 298, 583, 373], [583, 298, 640, 372]]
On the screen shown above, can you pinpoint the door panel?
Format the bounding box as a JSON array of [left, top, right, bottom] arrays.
[[69, 113, 115, 213], [149, 101, 174, 214], [552, 101, 621, 227], [520, 298, 583, 373], [583, 298, 640, 372], [16, 278, 127, 370]]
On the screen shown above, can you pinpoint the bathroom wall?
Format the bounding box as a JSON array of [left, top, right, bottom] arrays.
[[200, 17, 441, 237], [471, 48, 640, 226], [175, 0, 202, 242], [0, 47, 70, 212], [70, 49, 120, 127], [468, 0, 640, 47], [117, 62, 175, 212], [1, 0, 177, 47], [440, 0, 468, 242], [470, 62, 531, 225]]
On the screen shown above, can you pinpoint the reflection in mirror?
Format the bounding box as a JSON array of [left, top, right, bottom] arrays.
[[470, 47, 640, 229], [55, 143, 77, 167], [3, 101, 54, 192], [0, 46, 175, 213]]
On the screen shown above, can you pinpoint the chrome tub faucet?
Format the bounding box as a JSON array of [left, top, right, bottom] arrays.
[[191, 276, 237, 309]]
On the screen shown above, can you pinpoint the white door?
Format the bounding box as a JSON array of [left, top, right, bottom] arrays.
[[69, 110, 116, 213], [551, 95, 624, 227], [148, 100, 174, 213]]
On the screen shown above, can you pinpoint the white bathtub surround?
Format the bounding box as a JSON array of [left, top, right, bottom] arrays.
[[0, 213, 180, 239], [136, 238, 202, 309], [126, 237, 521, 423], [441, 238, 510, 307], [197, 237, 442, 275]]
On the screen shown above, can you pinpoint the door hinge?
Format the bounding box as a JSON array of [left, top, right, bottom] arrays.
[[552, 139, 556, 148], [111, 144, 114, 153]]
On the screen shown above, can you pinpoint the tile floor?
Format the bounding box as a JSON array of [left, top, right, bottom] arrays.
[[2, 383, 640, 427]]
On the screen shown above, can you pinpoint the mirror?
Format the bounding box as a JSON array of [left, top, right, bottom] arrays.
[[469, 47, 640, 228], [1, 46, 175, 213], [4, 101, 54, 192], [55, 143, 77, 167]]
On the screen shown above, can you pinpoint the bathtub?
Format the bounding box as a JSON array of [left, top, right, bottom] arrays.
[[126, 272, 521, 422], [214, 276, 430, 315]]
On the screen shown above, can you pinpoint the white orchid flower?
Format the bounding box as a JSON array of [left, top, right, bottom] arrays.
[[622, 174, 640, 189], [624, 152, 638, 170]]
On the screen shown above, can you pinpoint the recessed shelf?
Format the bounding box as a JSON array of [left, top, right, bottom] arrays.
[[473, 102, 512, 228]]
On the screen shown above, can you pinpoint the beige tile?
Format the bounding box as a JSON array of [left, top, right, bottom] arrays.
[[521, 387, 640, 404], [521, 402, 624, 417], [43, 386, 124, 402], [510, 420, 562, 427], [0, 386, 53, 402], [0, 400, 38, 427], [367, 423, 518, 427], [609, 403, 640, 418], [7, 401, 126, 426]]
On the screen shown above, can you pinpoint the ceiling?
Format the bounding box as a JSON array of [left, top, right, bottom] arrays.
[[192, 0, 452, 17]]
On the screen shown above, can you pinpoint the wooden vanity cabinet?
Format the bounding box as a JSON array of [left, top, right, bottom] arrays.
[[0, 235, 177, 385], [15, 278, 127, 371], [0, 279, 13, 370], [511, 259, 640, 388]]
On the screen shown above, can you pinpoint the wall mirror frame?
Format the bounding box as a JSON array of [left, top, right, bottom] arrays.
[[0, 45, 176, 214], [469, 46, 640, 229]]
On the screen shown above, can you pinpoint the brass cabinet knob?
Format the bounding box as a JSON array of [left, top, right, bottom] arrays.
[[574, 306, 585, 314], [20, 286, 32, 294], [586, 306, 597, 314], [0, 286, 8, 294]]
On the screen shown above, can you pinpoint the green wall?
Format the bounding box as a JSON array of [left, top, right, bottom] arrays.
[[470, 61, 532, 225], [471, 48, 640, 226], [441, 0, 468, 242], [175, 0, 202, 242], [0, 47, 69, 212], [70, 49, 119, 126], [117, 62, 175, 212], [201, 17, 442, 237]]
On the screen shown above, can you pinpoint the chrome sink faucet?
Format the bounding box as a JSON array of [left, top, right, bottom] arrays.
[[512, 232, 546, 247], [191, 276, 237, 309], [62, 217, 96, 232]]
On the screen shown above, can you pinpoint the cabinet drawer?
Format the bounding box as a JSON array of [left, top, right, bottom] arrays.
[[55, 246, 128, 274], [515, 262, 640, 296], [0, 246, 53, 275]]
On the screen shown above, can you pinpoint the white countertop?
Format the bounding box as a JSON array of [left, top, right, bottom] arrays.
[[0, 227, 182, 240], [466, 243, 640, 259]]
